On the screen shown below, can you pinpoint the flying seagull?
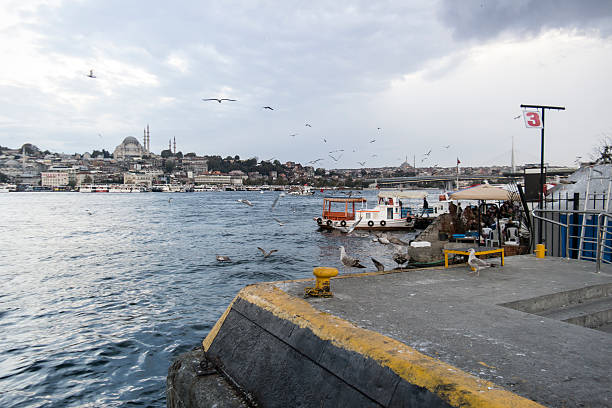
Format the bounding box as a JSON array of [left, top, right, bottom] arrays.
[[237, 199, 253, 207], [371, 258, 385, 272], [377, 127, 382, 130], [339, 246, 366, 268], [202, 98, 237, 103], [369, 139, 376, 143], [290, 133, 298, 137], [216, 255, 231, 262], [513, 115, 521, 120], [424, 149, 432, 156], [308, 158, 324, 164], [257, 247, 278, 258], [272, 217, 285, 226], [263, 106, 274, 110], [270, 194, 281, 210], [329, 153, 342, 162], [322, 137, 327, 143], [357, 161, 366, 166], [305, 123, 312, 127], [371, 154, 377, 158], [442, 145, 450, 149], [467, 248, 493, 276], [86, 69, 96, 78]]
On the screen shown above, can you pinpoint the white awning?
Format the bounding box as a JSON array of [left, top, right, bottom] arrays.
[[377, 190, 428, 199], [449, 184, 512, 201]]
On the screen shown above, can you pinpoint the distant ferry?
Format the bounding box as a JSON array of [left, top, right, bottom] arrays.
[[79, 184, 146, 193], [288, 185, 315, 195], [0, 184, 17, 193]]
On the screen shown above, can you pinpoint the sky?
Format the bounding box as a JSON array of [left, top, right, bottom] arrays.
[[1, 0, 611, 169]]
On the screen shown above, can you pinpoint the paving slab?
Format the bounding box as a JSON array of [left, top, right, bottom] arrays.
[[278, 255, 612, 408]]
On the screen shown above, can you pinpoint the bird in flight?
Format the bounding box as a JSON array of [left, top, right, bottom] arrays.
[[308, 158, 323, 164], [289, 133, 298, 137], [272, 217, 285, 227], [329, 153, 342, 162], [86, 70, 96, 78], [322, 138, 327, 143], [262, 106, 274, 110], [513, 115, 521, 119], [329, 149, 344, 153], [357, 161, 366, 166], [442, 145, 450, 149], [371, 154, 377, 158], [424, 149, 432, 156], [202, 98, 237, 103], [257, 247, 278, 258], [305, 123, 312, 127], [377, 127, 382, 130], [237, 199, 253, 207], [369, 139, 376, 143]]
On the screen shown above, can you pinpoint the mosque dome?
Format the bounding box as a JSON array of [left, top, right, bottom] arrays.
[[113, 136, 144, 159]]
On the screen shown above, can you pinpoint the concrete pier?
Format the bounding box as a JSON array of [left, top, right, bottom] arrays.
[[170, 255, 612, 407]]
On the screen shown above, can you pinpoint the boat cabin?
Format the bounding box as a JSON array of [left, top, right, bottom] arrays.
[[320, 197, 367, 222]]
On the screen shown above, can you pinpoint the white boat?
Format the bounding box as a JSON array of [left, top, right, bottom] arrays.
[[315, 190, 449, 231], [0, 184, 17, 192], [288, 185, 315, 195]]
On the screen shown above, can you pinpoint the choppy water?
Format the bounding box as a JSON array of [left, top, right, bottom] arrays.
[[0, 191, 422, 407]]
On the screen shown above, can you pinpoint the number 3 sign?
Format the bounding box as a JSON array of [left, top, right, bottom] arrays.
[[523, 110, 543, 128]]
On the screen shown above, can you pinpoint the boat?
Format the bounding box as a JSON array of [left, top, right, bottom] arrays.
[[0, 184, 17, 192], [288, 185, 315, 195], [80, 184, 146, 193], [314, 190, 449, 231]]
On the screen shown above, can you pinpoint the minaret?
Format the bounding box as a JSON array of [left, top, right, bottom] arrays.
[[173, 137, 176, 154], [146, 124, 150, 152], [22, 146, 26, 171], [511, 134, 516, 173], [168, 139, 172, 151], [143, 128, 147, 152]]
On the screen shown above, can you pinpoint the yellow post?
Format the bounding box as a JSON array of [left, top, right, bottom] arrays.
[[534, 244, 546, 258], [304, 267, 339, 298]]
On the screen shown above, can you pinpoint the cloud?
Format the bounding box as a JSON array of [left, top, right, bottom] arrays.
[[439, 0, 612, 41]]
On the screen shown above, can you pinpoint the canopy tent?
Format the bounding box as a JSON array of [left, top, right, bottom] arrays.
[[449, 184, 512, 201], [378, 190, 428, 199]]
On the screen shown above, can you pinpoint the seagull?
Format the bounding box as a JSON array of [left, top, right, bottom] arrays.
[[257, 247, 278, 258], [85, 209, 93, 215], [375, 233, 390, 245], [467, 248, 493, 276], [369, 139, 376, 143], [270, 194, 281, 210], [442, 145, 450, 149], [338, 217, 362, 234], [371, 154, 377, 158], [513, 115, 521, 120], [388, 236, 409, 246], [357, 161, 366, 166], [372, 258, 385, 272], [329, 149, 344, 153], [272, 217, 285, 226], [305, 123, 312, 127], [392, 246, 410, 268], [237, 199, 253, 206], [322, 138, 327, 143], [377, 127, 382, 130], [329, 153, 342, 162], [216, 255, 231, 262], [308, 158, 324, 164], [290, 133, 298, 137], [424, 149, 432, 156], [339, 246, 366, 268], [86, 69, 96, 78], [202, 98, 237, 103], [98, 133, 103, 138], [262, 106, 274, 110]]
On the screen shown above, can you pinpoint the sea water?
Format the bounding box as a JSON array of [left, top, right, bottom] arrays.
[[0, 191, 421, 407]]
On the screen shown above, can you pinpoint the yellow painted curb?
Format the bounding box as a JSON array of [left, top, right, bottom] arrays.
[[204, 282, 544, 408]]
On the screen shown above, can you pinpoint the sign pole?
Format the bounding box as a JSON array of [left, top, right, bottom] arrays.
[[520, 104, 565, 244]]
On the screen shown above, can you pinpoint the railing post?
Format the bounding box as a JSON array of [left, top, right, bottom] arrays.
[[596, 214, 603, 273], [565, 211, 571, 259]]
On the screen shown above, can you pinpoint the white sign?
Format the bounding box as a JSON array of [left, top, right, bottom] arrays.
[[523, 110, 543, 129]]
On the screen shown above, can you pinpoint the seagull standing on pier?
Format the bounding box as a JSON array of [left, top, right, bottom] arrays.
[[467, 248, 492, 276]]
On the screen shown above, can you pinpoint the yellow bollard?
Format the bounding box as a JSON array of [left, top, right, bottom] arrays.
[[304, 267, 339, 298], [534, 244, 546, 258]]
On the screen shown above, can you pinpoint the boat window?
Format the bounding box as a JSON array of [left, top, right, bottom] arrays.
[[387, 208, 393, 219], [366, 213, 370, 219]]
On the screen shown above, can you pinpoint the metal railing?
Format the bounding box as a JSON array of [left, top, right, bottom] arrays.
[[532, 208, 612, 272]]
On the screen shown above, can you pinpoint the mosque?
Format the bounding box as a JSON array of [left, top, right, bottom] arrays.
[[113, 125, 151, 160]]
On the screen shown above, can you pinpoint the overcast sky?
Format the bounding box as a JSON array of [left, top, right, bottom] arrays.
[[1, 0, 611, 168]]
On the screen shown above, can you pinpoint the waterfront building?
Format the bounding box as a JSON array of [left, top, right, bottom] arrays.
[[123, 172, 154, 187], [41, 171, 69, 187]]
